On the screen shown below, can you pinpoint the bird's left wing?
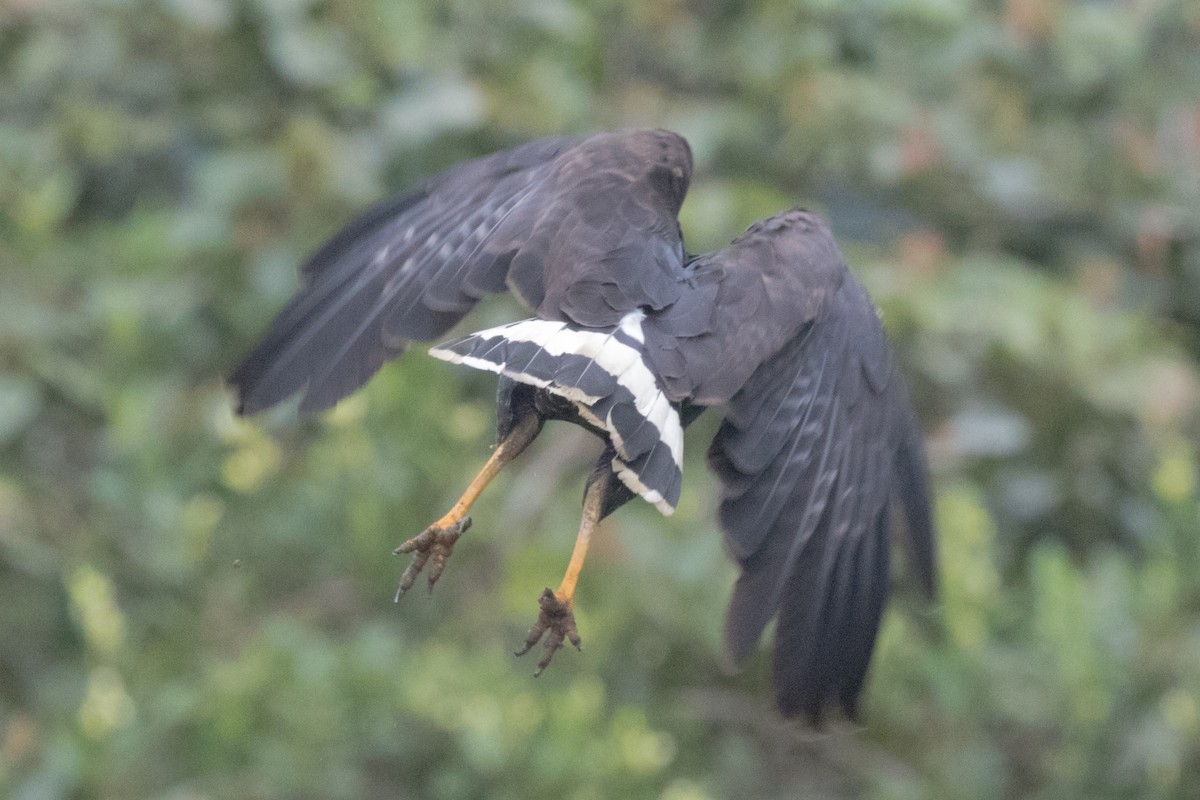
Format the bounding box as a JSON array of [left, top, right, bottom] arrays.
[[707, 267, 935, 723], [634, 210, 934, 722], [231, 130, 694, 413]]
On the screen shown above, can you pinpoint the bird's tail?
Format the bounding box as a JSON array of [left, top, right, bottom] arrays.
[[430, 313, 683, 514]]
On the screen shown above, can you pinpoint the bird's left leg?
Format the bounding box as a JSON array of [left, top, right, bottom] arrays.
[[394, 409, 542, 599], [515, 461, 612, 675]]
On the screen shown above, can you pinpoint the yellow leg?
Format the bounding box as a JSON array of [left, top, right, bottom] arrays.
[[394, 413, 541, 598], [428, 435, 517, 530], [553, 469, 608, 607], [516, 469, 611, 674]]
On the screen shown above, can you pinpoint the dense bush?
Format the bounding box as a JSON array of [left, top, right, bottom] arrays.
[[2, 1, 1198, 797]]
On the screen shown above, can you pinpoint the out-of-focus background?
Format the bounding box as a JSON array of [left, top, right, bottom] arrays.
[[2, 0, 1199, 797]]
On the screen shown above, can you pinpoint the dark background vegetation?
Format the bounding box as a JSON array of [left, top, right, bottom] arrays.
[[3, 0, 1199, 797]]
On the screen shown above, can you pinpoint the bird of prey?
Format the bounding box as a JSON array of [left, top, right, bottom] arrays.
[[230, 129, 936, 723]]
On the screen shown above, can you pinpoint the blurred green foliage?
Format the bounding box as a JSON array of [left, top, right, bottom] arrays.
[[2, 0, 1199, 797]]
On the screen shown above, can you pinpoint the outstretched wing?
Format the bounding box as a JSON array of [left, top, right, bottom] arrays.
[[707, 263, 935, 724], [230, 129, 694, 413], [635, 210, 934, 722]]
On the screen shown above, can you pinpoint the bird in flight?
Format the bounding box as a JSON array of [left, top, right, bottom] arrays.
[[230, 129, 936, 723]]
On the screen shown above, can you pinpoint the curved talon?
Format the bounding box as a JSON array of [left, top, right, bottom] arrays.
[[393, 516, 472, 601], [515, 588, 582, 676]]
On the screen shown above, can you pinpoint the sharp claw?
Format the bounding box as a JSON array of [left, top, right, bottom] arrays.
[[514, 632, 539, 657], [515, 588, 581, 676], [393, 516, 471, 599], [393, 553, 424, 601]]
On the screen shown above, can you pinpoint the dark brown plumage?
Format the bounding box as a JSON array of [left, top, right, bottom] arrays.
[[231, 129, 937, 723]]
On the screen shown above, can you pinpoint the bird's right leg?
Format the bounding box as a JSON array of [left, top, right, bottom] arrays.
[[393, 408, 541, 599], [514, 454, 616, 675]]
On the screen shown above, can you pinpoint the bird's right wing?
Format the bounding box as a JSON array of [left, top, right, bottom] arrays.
[[707, 270, 936, 724], [231, 130, 694, 414]]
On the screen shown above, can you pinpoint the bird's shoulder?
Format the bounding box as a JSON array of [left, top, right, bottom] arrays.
[[645, 209, 854, 404]]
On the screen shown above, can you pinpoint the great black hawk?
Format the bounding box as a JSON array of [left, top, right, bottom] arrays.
[[230, 129, 937, 723]]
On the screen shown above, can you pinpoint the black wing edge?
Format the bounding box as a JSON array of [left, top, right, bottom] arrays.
[[710, 276, 937, 726], [226, 135, 582, 416], [228, 189, 429, 415], [893, 393, 938, 601], [771, 399, 937, 725]]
